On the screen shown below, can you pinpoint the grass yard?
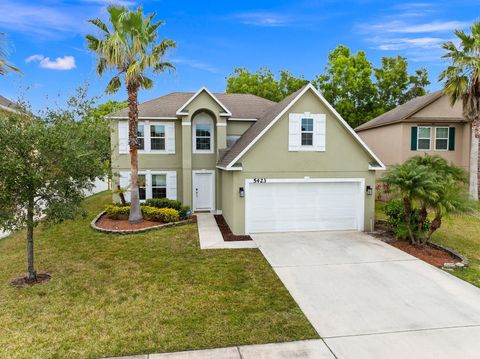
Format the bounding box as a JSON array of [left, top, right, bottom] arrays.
[[376, 201, 480, 287], [0, 192, 317, 359]]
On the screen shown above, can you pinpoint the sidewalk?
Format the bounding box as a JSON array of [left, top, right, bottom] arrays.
[[106, 339, 334, 359], [196, 213, 257, 249]]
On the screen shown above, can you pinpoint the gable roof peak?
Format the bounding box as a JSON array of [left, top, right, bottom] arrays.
[[176, 86, 232, 116]]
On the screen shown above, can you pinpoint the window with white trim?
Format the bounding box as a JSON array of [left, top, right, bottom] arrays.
[[138, 174, 146, 200], [417, 127, 431, 150], [192, 113, 214, 153], [301, 118, 313, 146], [137, 125, 145, 150], [435, 127, 449, 150], [150, 124, 165, 150], [151, 174, 167, 198]]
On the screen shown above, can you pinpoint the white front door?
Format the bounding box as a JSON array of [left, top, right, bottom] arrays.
[[193, 171, 215, 211]]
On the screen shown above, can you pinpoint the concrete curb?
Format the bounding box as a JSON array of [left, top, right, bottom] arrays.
[[90, 211, 195, 235]]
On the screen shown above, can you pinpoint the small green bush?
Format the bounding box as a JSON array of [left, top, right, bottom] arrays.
[[383, 199, 430, 239], [104, 205, 130, 220], [145, 198, 182, 211], [142, 206, 179, 223]]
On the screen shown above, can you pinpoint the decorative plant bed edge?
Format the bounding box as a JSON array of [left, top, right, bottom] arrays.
[[373, 220, 469, 269], [91, 211, 196, 234]]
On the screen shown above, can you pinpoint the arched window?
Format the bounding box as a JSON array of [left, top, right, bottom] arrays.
[[192, 112, 214, 153]]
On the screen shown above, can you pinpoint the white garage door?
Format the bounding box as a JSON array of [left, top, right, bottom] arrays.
[[245, 179, 364, 233]]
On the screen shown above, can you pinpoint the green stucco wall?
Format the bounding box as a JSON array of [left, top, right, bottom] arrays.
[[221, 89, 377, 235]]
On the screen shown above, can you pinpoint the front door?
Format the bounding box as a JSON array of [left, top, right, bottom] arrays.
[[193, 171, 214, 211]]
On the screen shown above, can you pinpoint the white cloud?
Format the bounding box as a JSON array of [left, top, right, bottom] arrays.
[[232, 12, 292, 27], [369, 20, 469, 34], [368, 36, 449, 50], [26, 54, 76, 70], [170, 58, 222, 74]]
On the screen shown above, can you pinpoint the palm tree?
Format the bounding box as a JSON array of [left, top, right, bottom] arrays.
[[382, 160, 438, 244], [439, 21, 480, 200], [0, 32, 20, 75], [86, 6, 176, 223]]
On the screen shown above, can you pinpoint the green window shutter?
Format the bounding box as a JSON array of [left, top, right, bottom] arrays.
[[448, 127, 455, 151], [411, 126, 418, 151]]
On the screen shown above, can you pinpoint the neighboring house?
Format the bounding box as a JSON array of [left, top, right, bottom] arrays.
[[355, 91, 479, 197], [108, 84, 384, 235], [0, 95, 19, 112]]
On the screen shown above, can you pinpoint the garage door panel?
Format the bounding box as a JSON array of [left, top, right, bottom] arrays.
[[246, 180, 363, 233]]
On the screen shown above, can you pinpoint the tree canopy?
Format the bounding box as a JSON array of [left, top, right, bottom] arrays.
[[225, 45, 430, 128]]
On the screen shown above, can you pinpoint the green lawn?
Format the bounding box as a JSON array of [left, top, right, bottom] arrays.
[[0, 193, 317, 359], [375, 201, 480, 287]]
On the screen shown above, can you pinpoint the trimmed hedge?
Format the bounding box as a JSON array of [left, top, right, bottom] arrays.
[[104, 205, 180, 223], [142, 206, 179, 223], [145, 198, 182, 211]]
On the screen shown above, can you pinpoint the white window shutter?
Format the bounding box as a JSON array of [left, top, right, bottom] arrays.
[[313, 114, 326, 151], [166, 171, 177, 200], [119, 171, 131, 202], [165, 123, 175, 154], [288, 114, 301, 151], [118, 121, 129, 154], [144, 121, 151, 152], [145, 171, 152, 199]]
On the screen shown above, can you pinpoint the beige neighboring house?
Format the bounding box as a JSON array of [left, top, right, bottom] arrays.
[[109, 84, 385, 235], [0, 95, 19, 112], [356, 91, 479, 197]]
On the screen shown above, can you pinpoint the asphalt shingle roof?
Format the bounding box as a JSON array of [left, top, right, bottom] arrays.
[[0, 95, 17, 110], [109, 92, 275, 119], [355, 91, 444, 131]]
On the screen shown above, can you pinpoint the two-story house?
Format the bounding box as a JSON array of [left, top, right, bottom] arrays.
[[109, 84, 385, 235], [356, 91, 479, 198]]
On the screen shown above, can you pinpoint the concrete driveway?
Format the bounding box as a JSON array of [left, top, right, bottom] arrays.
[[253, 231, 480, 359]]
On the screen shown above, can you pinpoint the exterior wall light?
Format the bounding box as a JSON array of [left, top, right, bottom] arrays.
[[239, 187, 245, 197], [366, 185, 373, 196]]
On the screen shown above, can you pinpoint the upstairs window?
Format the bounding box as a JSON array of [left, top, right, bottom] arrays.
[[435, 127, 449, 150], [137, 124, 145, 150], [417, 127, 431, 150], [150, 125, 166, 150], [193, 113, 214, 153], [301, 118, 313, 146]]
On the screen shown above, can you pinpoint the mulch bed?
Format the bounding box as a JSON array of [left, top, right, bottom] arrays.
[[389, 240, 459, 268], [214, 215, 252, 241], [372, 220, 459, 268], [96, 215, 163, 231], [10, 273, 51, 288]]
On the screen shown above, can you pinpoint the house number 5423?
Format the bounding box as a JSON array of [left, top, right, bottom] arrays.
[[253, 178, 267, 183]]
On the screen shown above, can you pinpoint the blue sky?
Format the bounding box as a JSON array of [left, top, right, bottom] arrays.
[[0, 0, 478, 110]]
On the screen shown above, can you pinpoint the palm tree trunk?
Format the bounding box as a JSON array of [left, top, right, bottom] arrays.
[[469, 127, 479, 200], [127, 81, 143, 224], [426, 214, 442, 243], [403, 196, 416, 245], [26, 196, 36, 280]]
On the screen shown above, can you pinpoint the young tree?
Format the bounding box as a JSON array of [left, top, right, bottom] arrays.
[[0, 94, 109, 281], [439, 21, 480, 199], [313, 45, 378, 128], [0, 32, 20, 75], [374, 56, 429, 112], [226, 67, 308, 102], [86, 5, 176, 223]]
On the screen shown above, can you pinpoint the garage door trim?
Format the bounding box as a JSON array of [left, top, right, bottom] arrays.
[[244, 177, 365, 234]]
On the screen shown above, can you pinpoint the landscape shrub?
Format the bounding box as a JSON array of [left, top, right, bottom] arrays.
[[142, 206, 180, 223], [145, 198, 182, 211], [383, 199, 430, 240], [180, 205, 192, 220], [104, 205, 130, 220]]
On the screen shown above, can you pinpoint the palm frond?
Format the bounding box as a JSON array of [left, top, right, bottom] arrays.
[[106, 76, 122, 94], [87, 18, 110, 34]]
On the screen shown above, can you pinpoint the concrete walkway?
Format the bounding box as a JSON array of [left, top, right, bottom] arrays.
[[107, 340, 333, 359], [196, 213, 257, 249], [254, 231, 480, 359]]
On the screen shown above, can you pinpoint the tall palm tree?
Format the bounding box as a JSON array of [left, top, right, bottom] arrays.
[[0, 33, 20, 75], [439, 21, 480, 200], [86, 6, 176, 223]]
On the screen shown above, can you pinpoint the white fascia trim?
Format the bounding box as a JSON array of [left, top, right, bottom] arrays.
[[108, 116, 178, 120], [369, 165, 386, 171], [216, 165, 243, 171], [224, 83, 386, 171], [216, 123, 227, 127], [176, 86, 232, 116]]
